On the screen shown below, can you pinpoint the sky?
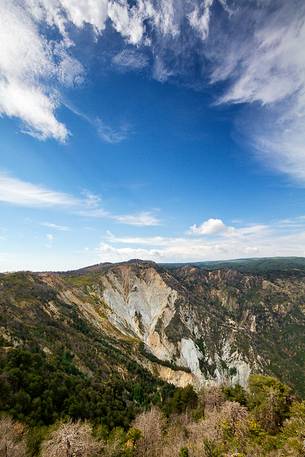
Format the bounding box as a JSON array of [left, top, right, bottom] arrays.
[[1, 0, 305, 271]]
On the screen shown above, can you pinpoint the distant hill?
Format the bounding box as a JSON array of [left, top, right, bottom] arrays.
[[162, 256, 305, 274]]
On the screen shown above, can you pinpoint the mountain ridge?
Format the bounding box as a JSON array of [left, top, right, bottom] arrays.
[[1, 257, 305, 397]]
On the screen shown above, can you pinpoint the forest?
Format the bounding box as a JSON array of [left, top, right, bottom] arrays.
[[1, 348, 305, 456]]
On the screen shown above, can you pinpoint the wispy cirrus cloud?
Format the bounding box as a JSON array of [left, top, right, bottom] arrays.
[[207, 1, 305, 183], [0, 0, 223, 141], [0, 172, 78, 207], [112, 49, 148, 71], [64, 102, 131, 144], [2, 0, 305, 185], [41, 222, 71, 231], [112, 211, 160, 226], [96, 118, 132, 144], [0, 172, 160, 226]]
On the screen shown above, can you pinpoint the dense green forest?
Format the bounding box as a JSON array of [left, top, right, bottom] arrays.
[[0, 347, 184, 428]]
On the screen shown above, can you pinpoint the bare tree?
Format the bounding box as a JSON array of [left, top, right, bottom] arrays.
[[132, 407, 166, 457], [203, 385, 226, 413], [41, 420, 102, 457], [184, 401, 249, 457], [162, 421, 189, 457], [0, 416, 26, 457]]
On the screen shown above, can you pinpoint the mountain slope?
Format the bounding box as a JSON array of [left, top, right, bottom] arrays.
[[1, 259, 305, 396]]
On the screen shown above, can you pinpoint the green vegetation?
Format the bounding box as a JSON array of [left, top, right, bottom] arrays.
[[163, 256, 305, 275], [1, 374, 305, 456], [1, 260, 305, 456], [0, 347, 181, 429]]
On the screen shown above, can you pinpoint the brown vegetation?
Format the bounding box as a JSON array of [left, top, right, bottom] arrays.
[[0, 417, 26, 457], [41, 421, 101, 457]]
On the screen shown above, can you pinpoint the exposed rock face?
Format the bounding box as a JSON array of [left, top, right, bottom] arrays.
[[2, 259, 305, 394], [100, 264, 250, 387], [83, 261, 304, 390], [102, 264, 178, 361]]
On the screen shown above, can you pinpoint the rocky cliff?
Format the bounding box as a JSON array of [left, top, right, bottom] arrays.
[[1, 259, 305, 395]]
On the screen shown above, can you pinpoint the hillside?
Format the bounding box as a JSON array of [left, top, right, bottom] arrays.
[[162, 256, 305, 274], [1, 258, 305, 401]]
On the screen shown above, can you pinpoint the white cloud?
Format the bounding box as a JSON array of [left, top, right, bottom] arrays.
[[214, 3, 305, 106], [0, 171, 159, 226], [1, 0, 305, 186], [188, 0, 214, 41], [41, 222, 70, 231], [112, 49, 148, 70], [98, 242, 160, 263], [0, 0, 217, 142], [64, 104, 131, 144], [189, 218, 227, 235], [0, 0, 70, 141], [0, 0, 225, 142], [108, 1, 146, 45], [0, 0, 110, 141], [106, 0, 305, 184], [97, 217, 305, 263], [107, 0, 180, 46], [208, 1, 305, 183], [57, 0, 108, 31], [112, 211, 160, 226], [96, 118, 131, 144], [0, 172, 78, 207]]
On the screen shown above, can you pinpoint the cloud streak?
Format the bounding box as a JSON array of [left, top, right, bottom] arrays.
[[41, 222, 71, 231], [207, 1, 305, 183], [96, 118, 131, 144], [0, 172, 78, 207], [0, 172, 160, 226], [112, 212, 160, 226]]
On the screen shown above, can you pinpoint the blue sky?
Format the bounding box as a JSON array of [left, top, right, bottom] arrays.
[[1, 0, 305, 271]]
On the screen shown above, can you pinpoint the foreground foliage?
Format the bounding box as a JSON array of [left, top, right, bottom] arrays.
[[1, 371, 305, 456]]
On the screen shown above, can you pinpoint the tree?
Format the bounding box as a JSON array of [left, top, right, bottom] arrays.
[[165, 385, 198, 415], [223, 384, 247, 406], [203, 385, 225, 412], [248, 375, 292, 433], [0, 416, 26, 457], [132, 407, 165, 457], [281, 401, 305, 456], [41, 420, 101, 457]]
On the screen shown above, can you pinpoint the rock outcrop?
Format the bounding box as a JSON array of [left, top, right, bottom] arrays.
[[2, 259, 305, 394]]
